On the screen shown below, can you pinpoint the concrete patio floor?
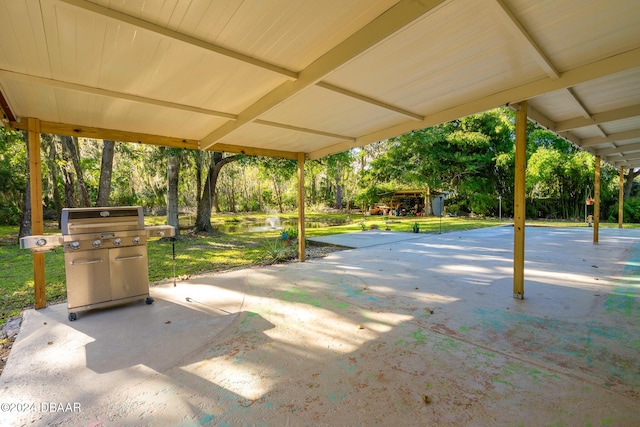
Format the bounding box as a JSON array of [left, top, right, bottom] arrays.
[[1, 226, 639, 426]]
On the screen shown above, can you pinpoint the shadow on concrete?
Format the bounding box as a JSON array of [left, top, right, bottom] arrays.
[[2, 226, 640, 425]]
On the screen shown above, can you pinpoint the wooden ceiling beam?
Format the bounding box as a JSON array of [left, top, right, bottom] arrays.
[[200, 0, 447, 150], [208, 143, 299, 160], [556, 104, 640, 131], [309, 47, 640, 160], [0, 69, 237, 120], [0, 88, 16, 123], [489, 0, 559, 79], [597, 141, 640, 156], [613, 160, 640, 169], [520, 103, 557, 130], [59, 0, 297, 80], [315, 82, 424, 121], [514, 103, 586, 147], [582, 129, 640, 147], [10, 120, 198, 150], [9, 119, 301, 159], [562, 88, 591, 119], [254, 119, 355, 141], [561, 88, 607, 137], [612, 153, 640, 164]]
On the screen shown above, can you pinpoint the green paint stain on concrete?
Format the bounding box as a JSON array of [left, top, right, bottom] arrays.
[[473, 347, 496, 358], [493, 362, 560, 388], [276, 287, 351, 310], [605, 242, 640, 318], [434, 336, 460, 351], [474, 305, 640, 386], [280, 287, 323, 307], [409, 329, 428, 345]]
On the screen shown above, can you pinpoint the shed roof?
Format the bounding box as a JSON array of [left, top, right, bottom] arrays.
[[1, 0, 639, 165]]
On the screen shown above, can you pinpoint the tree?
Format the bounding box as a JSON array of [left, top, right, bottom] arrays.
[[325, 152, 353, 209], [18, 133, 31, 238], [166, 148, 181, 237], [0, 127, 28, 230], [305, 160, 323, 206], [96, 140, 115, 207], [59, 135, 91, 207], [40, 135, 64, 227], [359, 108, 515, 216], [623, 168, 640, 199], [194, 152, 241, 232], [257, 157, 297, 213]]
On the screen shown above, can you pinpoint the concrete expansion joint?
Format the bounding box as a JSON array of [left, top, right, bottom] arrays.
[[408, 317, 635, 403]]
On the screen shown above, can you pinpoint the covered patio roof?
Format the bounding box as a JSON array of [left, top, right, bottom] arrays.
[[0, 0, 639, 165]]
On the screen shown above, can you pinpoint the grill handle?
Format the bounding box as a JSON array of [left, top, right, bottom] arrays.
[[70, 258, 104, 265], [114, 254, 144, 261]]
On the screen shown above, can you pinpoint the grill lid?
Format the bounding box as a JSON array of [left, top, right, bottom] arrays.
[[21, 206, 174, 252], [61, 206, 145, 235]]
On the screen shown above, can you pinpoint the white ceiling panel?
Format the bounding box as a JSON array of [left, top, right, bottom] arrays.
[[217, 121, 346, 154], [324, 0, 546, 113], [510, 0, 640, 71], [0, 0, 638, 166], [260, 85, 409, 138]]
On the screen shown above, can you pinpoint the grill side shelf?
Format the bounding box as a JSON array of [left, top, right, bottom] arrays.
[[20, 234, 63, 252], [145, 225, 176, 237]]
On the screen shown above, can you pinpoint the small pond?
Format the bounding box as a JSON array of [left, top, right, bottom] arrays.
[[213, 217, 350, 233]]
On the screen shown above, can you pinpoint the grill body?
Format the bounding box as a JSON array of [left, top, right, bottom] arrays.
[[20, 206, 174, 320]]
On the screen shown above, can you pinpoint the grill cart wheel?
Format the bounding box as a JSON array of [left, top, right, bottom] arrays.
[[68, 313, 77, 321], [145, 297, 154, 305]]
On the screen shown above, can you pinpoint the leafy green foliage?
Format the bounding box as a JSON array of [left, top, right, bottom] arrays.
[[353, 184, 394, 209], [607, 197, 640, 223], [0, 128, 27, 225], [359, 108, 515, 216]]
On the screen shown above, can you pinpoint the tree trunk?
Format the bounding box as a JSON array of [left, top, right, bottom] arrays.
[[96, 140, 115, 207], [166, 152, 181, 237], [195, 169, 215, 232], [272, 176, 284, 213], [194, 153, 240, 232], [225, 183, 236, 212], [334, 171, 343, 209], [310, 170, 317, 205], [212, 189, 220, 213], [19, 136, 32, 238], [64, 171, 77, 207], [624, 168, 639, 199], [43, 135, 64, 228], [60, 135, 90, 207]]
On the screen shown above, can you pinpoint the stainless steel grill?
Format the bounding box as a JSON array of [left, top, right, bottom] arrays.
[[21, 206, 175, 321]]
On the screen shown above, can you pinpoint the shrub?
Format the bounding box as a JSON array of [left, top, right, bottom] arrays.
[[608, 197, 640, 223]]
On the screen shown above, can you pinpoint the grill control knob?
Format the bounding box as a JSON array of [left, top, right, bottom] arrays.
[[70, 241, 81, 250], [92, 239, 102, 248], [113, 238, 122, 246], [132, 237, 141, 244]]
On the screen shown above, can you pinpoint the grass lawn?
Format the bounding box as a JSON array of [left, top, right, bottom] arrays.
[[1, 212, 634, 326]]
